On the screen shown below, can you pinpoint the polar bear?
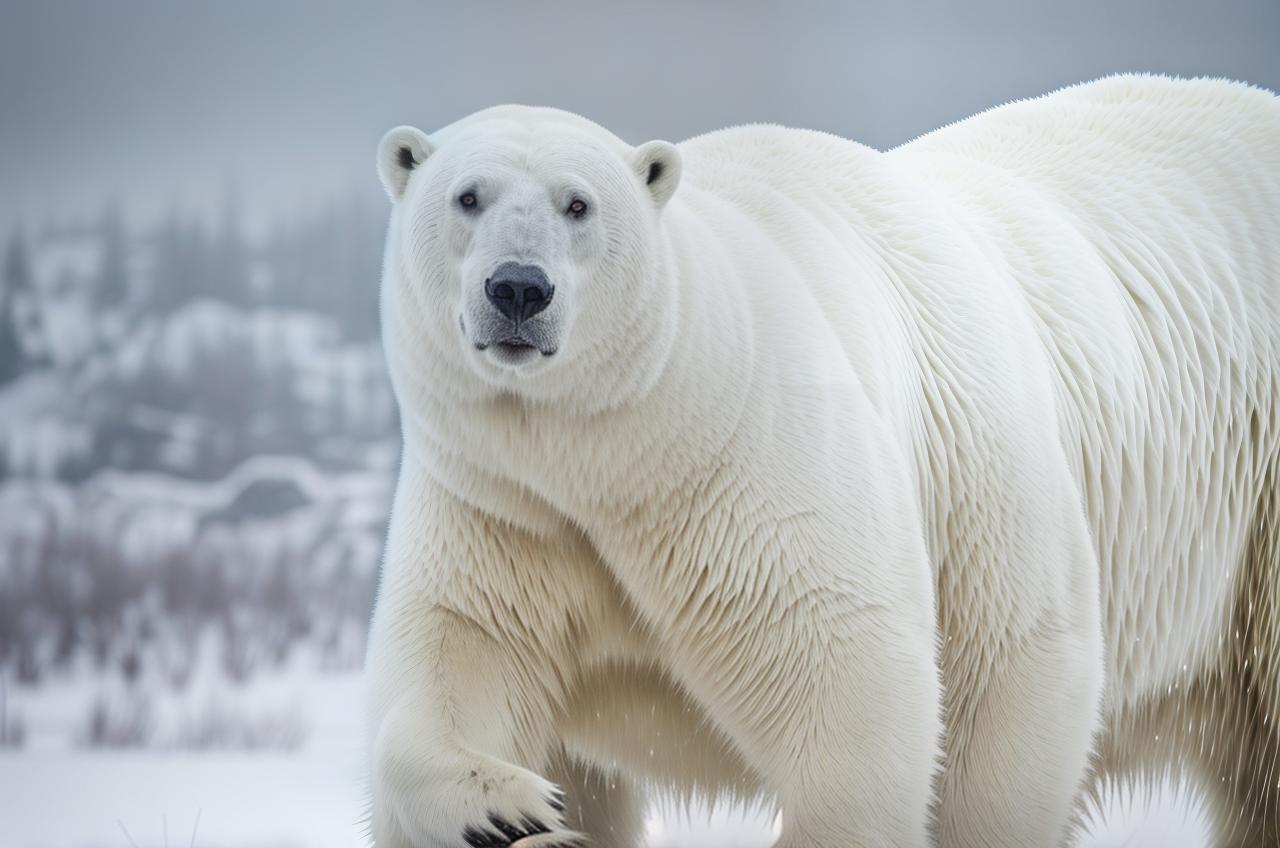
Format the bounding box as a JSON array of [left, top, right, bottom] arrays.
[[364, 75, 1280, 848]]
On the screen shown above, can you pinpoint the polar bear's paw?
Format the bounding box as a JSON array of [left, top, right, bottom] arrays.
[[506, 833, 588, 848], [453, 771, 584, 848], [373, 735, 584, 848], [462, 809, 585, 848], [468, 824, 587, 848]]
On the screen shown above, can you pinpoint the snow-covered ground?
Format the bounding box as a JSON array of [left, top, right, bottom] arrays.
[[0, 672, 1210, 848], [0, 213, 1213, 848]]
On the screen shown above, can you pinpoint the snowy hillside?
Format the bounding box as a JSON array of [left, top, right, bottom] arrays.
[[0, 205, 1212, 846], [0, 204, 392, 755]]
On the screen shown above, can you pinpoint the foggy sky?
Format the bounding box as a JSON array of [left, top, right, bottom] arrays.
[[2, 0, 1278, 235]]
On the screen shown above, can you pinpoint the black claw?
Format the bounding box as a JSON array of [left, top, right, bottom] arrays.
[[487, 816, 523, 840], [547, 792, 566, 814], [465, 812, 554, 847], [488, 814, 550, 840], [463, 824, 506, 847]]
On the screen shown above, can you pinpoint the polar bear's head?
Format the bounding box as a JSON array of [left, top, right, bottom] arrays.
[[377, 106, 682, 408]]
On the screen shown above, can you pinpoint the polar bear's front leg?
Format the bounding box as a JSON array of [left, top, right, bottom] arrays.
[[607, 470, 945, 847], [933, 504, 1103, 848], [739, 607, 942, 848], [666, 607, 943, 847], [366, 469, 590, 848], [368, 614, 580, 848]]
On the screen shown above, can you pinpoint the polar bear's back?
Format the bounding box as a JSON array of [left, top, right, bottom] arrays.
[[681, 76, 1280, 711], [894, 75, 1280, 348], [900, 73, 1279, 171], [903, 75, 1280, 708]]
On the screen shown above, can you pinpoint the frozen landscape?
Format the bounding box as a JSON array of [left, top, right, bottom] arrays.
[[0, 170, 1216, 848], [0, 674, 1210, 848], [7, 1, 1274, 837]]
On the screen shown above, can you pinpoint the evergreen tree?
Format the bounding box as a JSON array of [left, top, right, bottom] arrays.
[[214, 187, 251, 306], [148, 209, 208, 313], [258, 193, 384, 337], [95, 202, 130, 309], [0, 229, 33, 383]]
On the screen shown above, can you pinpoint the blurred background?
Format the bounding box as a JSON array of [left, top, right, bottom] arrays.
[[0, 1, 1276, 846]]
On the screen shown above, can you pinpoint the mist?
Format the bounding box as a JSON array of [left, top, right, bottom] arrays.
[[4, 0, 1276, 234]]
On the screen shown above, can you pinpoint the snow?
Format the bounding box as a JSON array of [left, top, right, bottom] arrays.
[[0, 372, 95, 477], [0, 221, 1215, 848], [0, 672, 1212, 848]]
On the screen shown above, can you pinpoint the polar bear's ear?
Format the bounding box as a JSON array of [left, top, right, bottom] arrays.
[[377, 126, 434, 202], [632, 140, 682, 210]]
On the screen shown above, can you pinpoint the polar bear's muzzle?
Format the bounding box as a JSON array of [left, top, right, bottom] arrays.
[[484, 262, 554, 324], [463, 261, 561, 366]]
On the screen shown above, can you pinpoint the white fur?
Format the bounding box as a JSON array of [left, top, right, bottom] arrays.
[[365, 75, 1280, 847]]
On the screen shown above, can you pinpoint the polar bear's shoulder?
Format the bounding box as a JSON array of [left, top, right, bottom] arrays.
[[677, 123, 881, 202]]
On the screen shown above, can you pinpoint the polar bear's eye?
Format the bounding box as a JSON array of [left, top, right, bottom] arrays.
[[567, 198, 589, 218], [457, 192, 478, 210]]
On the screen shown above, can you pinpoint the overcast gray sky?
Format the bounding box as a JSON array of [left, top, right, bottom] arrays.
[[2, 0, 1277, 235]]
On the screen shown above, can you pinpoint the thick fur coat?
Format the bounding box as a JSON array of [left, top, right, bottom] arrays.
[[365, 75, 1280, 847]]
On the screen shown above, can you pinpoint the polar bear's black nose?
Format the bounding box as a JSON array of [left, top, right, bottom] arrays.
[[485, 262, 554, 324]]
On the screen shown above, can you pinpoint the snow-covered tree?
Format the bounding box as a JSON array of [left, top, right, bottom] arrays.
[[0, 228, 35, 383], [94, 202, 130, 309]]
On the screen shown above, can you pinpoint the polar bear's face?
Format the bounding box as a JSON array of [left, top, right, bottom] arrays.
[[377, 107, 681, 405]]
